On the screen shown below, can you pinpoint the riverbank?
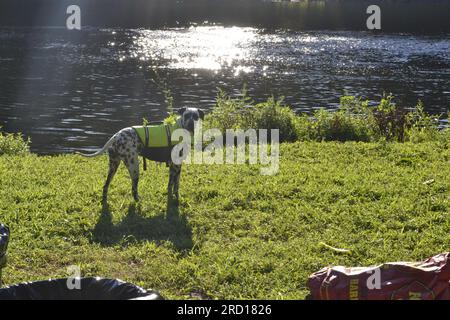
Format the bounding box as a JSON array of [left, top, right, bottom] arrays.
[[0, 140, 448, 299]]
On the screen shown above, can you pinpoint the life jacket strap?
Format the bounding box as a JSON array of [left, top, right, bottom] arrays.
[[143, 126, 150, 171], [165, 125, 172, 166]]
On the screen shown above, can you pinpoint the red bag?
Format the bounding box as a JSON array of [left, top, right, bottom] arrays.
[[308, 252, 450, 300]]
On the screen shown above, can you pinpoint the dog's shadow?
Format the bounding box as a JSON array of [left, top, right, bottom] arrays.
[[91, 199, 193, 251]]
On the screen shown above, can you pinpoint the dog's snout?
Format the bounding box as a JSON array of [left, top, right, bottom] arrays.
[[186, 119, 195, 131]]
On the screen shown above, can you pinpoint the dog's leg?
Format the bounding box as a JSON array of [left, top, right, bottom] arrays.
[[173, 164, 182, 200], [113, 128, 141, 201], [124, 153, 140, 201], [103, 149, 120, 202], [168, 162, 182, 201]]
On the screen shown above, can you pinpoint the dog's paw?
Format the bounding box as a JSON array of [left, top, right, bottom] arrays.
[[167, 193, 179, 206]]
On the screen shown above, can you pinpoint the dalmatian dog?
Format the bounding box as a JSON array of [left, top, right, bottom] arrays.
[[76, 107, 204, 202]]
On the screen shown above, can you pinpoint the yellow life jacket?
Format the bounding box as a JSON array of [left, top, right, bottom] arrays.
[[132, 121, 183, 165], [132, 122, 182, 148]]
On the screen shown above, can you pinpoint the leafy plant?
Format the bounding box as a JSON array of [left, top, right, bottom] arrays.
[[405, 101, 441, 142], [369, 94, 407, 142], [204, 88, 300, 142], [0, 128, 30, 155]]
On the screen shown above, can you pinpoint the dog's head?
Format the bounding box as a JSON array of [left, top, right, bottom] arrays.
[[178, 107, 204, 132]]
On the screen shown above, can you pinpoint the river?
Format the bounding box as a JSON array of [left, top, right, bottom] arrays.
[[0, 26, 449, 153]]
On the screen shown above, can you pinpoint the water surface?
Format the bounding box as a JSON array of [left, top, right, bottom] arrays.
[[0, 27, 449, 153]]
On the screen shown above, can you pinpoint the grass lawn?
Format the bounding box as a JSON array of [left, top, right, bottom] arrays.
[[0, 141, 449, 299]]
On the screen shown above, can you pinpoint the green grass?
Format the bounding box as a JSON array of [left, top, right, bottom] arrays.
[[0, 140, 449, 299]]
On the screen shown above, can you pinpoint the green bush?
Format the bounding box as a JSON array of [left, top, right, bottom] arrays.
[[369, 94, 408, 142], [439, 128, 450, 145], [250, 97, 300, 142], [405, 101, 442, 143], [308, 96, 373, 142], [204, 89, 300, 142], [202, 90, 447, 144], [0, 128, 30, 155]]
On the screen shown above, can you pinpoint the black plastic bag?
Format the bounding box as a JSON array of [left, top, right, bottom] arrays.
[[0, 224, 9, 277], [0, 224, 9, 261], [0, 277, 163, 300]]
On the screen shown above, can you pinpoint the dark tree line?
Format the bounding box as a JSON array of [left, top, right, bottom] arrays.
[[0, 0, 449, 33]]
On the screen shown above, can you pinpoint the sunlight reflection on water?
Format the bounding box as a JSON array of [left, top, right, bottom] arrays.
[[130, 26, 257, 72]]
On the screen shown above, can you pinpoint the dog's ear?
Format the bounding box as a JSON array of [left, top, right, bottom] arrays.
[[177, 107, 187, 116], [198, 109, 205, 120]]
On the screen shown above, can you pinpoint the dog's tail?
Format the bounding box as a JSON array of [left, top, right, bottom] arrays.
[[75, 134, 117, 158]]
